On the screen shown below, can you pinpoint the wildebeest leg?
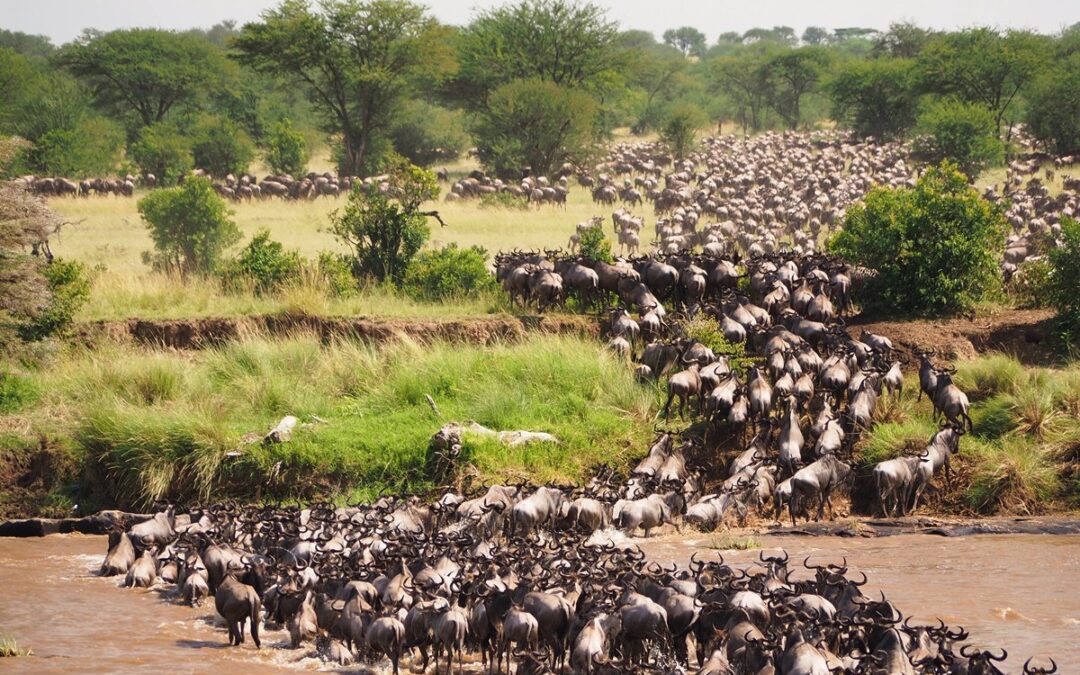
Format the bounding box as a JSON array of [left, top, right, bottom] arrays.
[[663, 393, 675, 419], [250, 611, 261, 648], [238, 616, 246, 644], [789, 487, 799, 527]]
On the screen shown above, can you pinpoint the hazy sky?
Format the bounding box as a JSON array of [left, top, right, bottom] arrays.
[[2, 0, 1077, 45]]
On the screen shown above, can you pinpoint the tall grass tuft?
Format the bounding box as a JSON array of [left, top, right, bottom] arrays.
[[964, 438, 1060, 514], [954, 354, 1025, 400]]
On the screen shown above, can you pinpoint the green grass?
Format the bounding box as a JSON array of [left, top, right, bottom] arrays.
[[3, 333, 655, 508], [857, 355, 1080, 514]]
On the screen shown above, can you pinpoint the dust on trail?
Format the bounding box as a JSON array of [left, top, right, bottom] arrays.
[[1, 532, 1077, 673]]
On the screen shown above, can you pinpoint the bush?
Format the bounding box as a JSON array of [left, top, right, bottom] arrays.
[[828, 161, 1006, 314], [264, 118, 309, 177], [827, 57, 919, 140], [315, 252, 357, 297], [19, 259, 92, 341], [659, 103, 707, 159], [137, 177, 241, 275], [25, 117, 124, 178], [1048, 216, 1080, 345], [1008, 258, 1053, 309], [190, 115, 256, 177], [673, 314, 753, 374], [403, 244, 496, 301], [221, 230, 304, 295], [478, 191, 528, 210], [912, 99, 1004, 179], [329, 158, 438, 283], [131, 124, 193, 187], [472, 79, 601, 179], [578, 224, 613, 263], [1025, 54, 1080, 156], [389, 101, 469, 167]]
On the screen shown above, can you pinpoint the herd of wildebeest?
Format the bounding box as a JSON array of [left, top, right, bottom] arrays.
[[80, 132, 1078, 672]]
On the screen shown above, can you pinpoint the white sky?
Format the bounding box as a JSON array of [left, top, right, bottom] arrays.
[[2, 0, 1077, 45]]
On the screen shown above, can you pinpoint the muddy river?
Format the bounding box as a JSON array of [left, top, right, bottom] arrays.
[[0, 532, 1076, 673]]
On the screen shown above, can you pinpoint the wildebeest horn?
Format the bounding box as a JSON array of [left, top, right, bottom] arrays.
[[1024, 657, 1058, 675]]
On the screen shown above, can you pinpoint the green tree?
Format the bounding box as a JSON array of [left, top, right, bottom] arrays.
[[329, 159, 439, 283], [389, 101, 469, 167], [917, 28, 1051, 134], [1047, 217, 1080, 343], [1025, 54, 1080, 155], [0, 29, 55, 59], [58, 28, 227, 127], [659, 103, 707, 159], [130, 124, 193, 186], [264, 118, 309, 176], [801, 27, 831, 46], [472, 79, 600, 178], [454, 0, 621, 105], [912, 99, 1004, 179], [234, 0, 446, 176], [828, 162, 1006, 314], [873, 22, 933, 58], [828, 58, 919, 139], [663, 27, 706, 57], [190, 115, 256, 177], [221, 229, 304, 294], [764, 46, 830, 129], [137, 176, 241, 275], [26, 117, 124, 177], [711, 47, 774, 132], [624, 43, 688, 132]]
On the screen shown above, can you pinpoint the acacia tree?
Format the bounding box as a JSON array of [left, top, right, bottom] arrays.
[[917, 28, 1051, 135], [765, 46, 830, 129], [712, 47, 774, 132], [58, 28, 226, 127], [828, 58, 920, 139], [663, 27, 706, 58], [233, 0, 446, 176], [454, 0, 622, 105]]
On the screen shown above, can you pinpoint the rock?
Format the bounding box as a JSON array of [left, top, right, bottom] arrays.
[[265, 415, 298, 444]]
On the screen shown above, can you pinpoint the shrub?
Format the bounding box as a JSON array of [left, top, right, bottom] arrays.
[[221, 230, 304, 295], [578, 224, 613, 263], [478, 191, 528, 210], [26, 117, 124, 178], [190, 115, 256, 177], [912, 99, 1004, 179], [471, 79, 601, 179], [130, 124, 193, 187], [659, 103, 707, 159], [403, 244, 496, 301], [1008, 258, 1053, 309], [264, 118, 309, 176], [315, 252, 357, 297], [137, 177, 241, 275], [673, 314, 753, 374], [1047, 216, 1080, 346], [18, 259, 92, 341], [329, 158, 438, 283], [827, 161, 1006, 314]]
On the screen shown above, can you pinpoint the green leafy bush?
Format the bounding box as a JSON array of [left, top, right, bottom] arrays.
[[264, 118, 309, 176], [390, 101, 469, 167], [190, 115, 255, 177], [578, 224, 613, 263], [138, 177, 241, 275], [1025, 53, 1080, 156], [330, 159, 438, 283], [1008, 258, 1053, 309], [828, 161, 1006, 314], [130, 124, 193, 187], [24, 117, 124, 178], [912, 99, 1004, 179], [478, 191, 528, 210], [221, 230, 304, 295], [659, 103, 707, 159], [674, 314, 753, 374], [19, 259, 92, 341], [403, 244, 496, 301], [1048, 216, 1080, 346], [315, 253, 357, 297]]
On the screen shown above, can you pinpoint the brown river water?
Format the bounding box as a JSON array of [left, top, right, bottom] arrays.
[[0, 532, 1077, 673]]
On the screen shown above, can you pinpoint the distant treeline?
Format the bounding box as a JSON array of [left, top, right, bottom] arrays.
[[1, 2, 1078, 182]]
